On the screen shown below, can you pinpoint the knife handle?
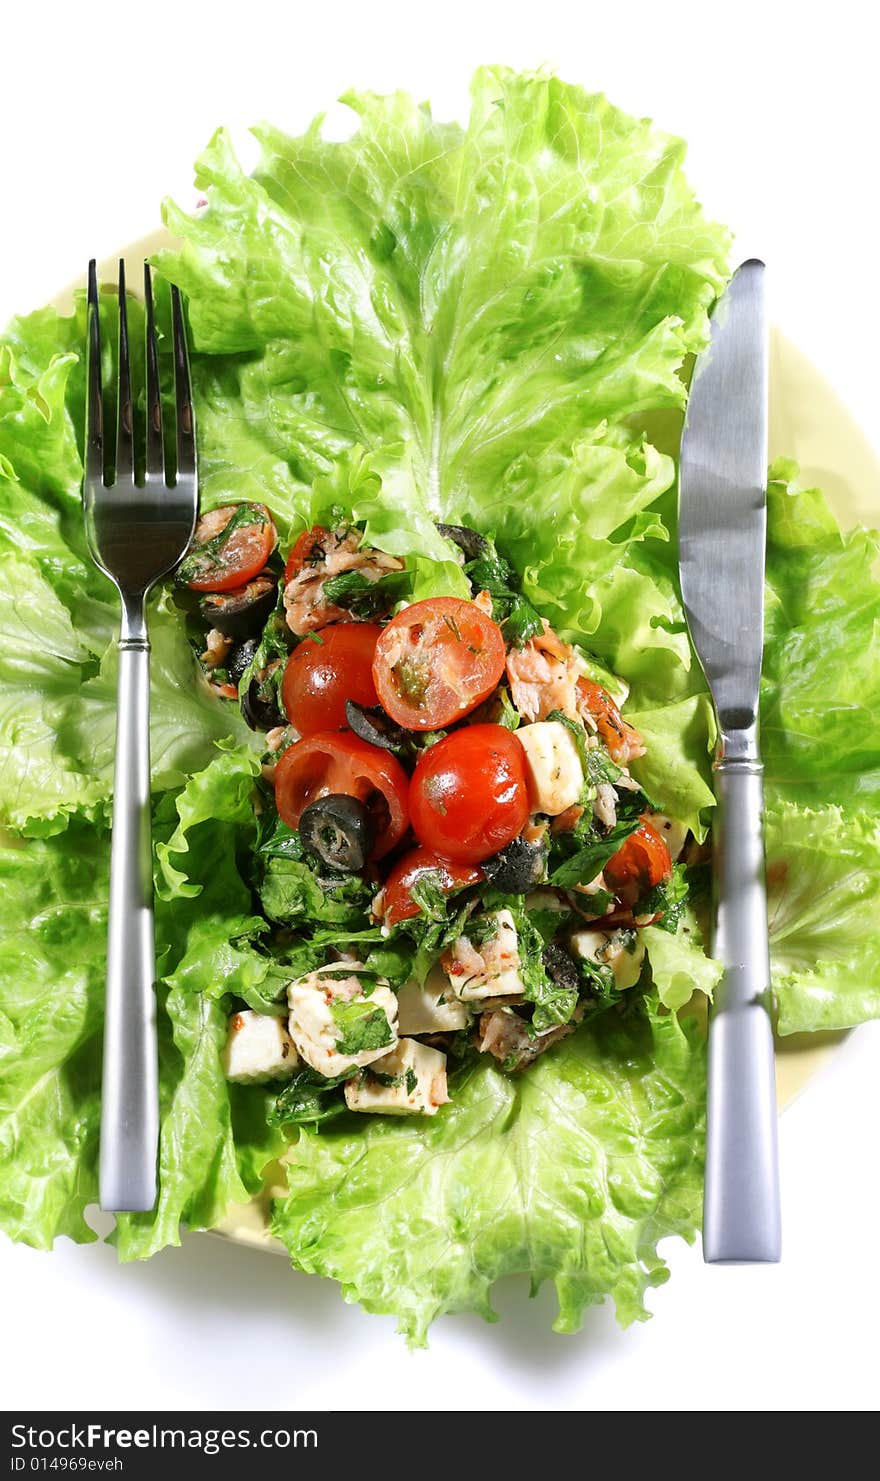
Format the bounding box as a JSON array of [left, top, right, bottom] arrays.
[[703, 753, 781, 1263]]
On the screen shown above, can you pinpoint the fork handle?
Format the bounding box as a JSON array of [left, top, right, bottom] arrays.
[[703, 750, 781, 1262], [99, 609, 159, 1212]]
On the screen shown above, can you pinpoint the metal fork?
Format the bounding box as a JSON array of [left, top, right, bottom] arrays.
[[84, 260, 198, 1211]]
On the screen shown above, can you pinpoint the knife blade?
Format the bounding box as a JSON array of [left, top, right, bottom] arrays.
[[679, 258, 781, 1264]]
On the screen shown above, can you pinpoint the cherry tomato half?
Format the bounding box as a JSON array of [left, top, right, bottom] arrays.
[[284, 524, 330, 584], [274, 731, 409, 860], [183, 503, 276, 592], [373, 597, 506, 731], [409, 724, 530, 865], [577, 678, 645, 765], [604, 819, 672, 905], [281, 624, 381, 736], [383, 847, 483, 927]]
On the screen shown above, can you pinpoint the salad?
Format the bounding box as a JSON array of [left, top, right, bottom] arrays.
[[180, 503, 693, 1117], [1, 67, 879, 1347]]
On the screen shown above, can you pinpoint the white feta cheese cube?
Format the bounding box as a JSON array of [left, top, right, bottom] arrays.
[[396, 963, 471, 1034], [442, 908, 525, 1002], [647, 812, 688, 862], [569, 928, 646, 990], [344, 1038, 449, 1116], [222, 1010, 298, 1084], [287, 966, 398, 1078], [517, 721, 585, 815]]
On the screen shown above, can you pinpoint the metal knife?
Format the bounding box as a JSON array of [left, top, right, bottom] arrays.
[[678, 258, 781, 1264]]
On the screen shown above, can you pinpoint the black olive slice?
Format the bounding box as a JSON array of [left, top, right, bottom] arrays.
[[435, 522, 490, 563], [241, 678, 285, 732], [542, 942, 580, 992], [226, 638, 259, 689], [345, 700, 410, 757], [299, 793, 375, 873], [199, 574, 278, 637], [223, 637, 286, 731], [481, 835, 548, 893]]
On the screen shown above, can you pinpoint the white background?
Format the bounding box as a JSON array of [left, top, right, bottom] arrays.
[[2, 0, 879, 1412]]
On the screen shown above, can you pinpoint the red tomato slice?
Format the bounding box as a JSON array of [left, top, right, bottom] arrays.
[[284, 525, 330, 584], [372, 597, 506, 731], [409, 724, 530, 864], [577, 678, 645, 765], [282, 624, 381, 736], [274, 731, 408, 859], [184, 503, 276, 592], [604, 819, 672, 905], [383, 847, 483, 927]]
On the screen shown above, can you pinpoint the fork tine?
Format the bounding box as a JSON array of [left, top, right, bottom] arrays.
[[115, 260, 135, 483], [170, 285, 196, 481], [143, 264, 164, 479], [85, 260, 104, 486]]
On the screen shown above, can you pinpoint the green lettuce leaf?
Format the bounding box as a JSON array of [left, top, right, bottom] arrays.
[[155, 742, 261, 900], [644, 912, 722, 1011], [762, 458, 880, 808], [0, 821, 107, 1246], [0, 552, 252, 835], [0, 326, 81, 503], [272, 995, 705, 1346], [627, 694, 717, 840], [158, 70, 727, 632], [161, 72, 728, 493], [155, 66, 730, 883], [164, 916, 288, 1014], [0, 553, 106, 834], [766, 799, 880, 1033], [58, 595, 254, 810]]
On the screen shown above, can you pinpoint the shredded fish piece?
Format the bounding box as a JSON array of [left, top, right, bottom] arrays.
[[593, 782, 618, 828], [505, 620, 581, 721], [476, 1006, 582, 1070], [283, 527, 404, 636], [200, 627, 233, 669]]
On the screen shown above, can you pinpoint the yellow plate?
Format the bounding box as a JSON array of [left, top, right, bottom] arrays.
[[53, 233, 879, 1255]]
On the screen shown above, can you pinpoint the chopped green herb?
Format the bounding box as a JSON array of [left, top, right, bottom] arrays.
[[331, 997, 394, 1056], [464, 539, 543, 647], [259, 855, 374, 928], [584, 746, 624, 790], [549, 818, 642, 888], [413, 729, 448, 751], [236, 587, 291, 709], [256, 813, 306, 861], [639, 863, 689, 932], [482, 892, 579, 1032], [496, 687, 521, 731], [268, 1068, 354, 1126], [572, 888, 615, 918], [407, 871, 450, 921], [371, 1070, 403, 1088], [322, 567, 412, 619]]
